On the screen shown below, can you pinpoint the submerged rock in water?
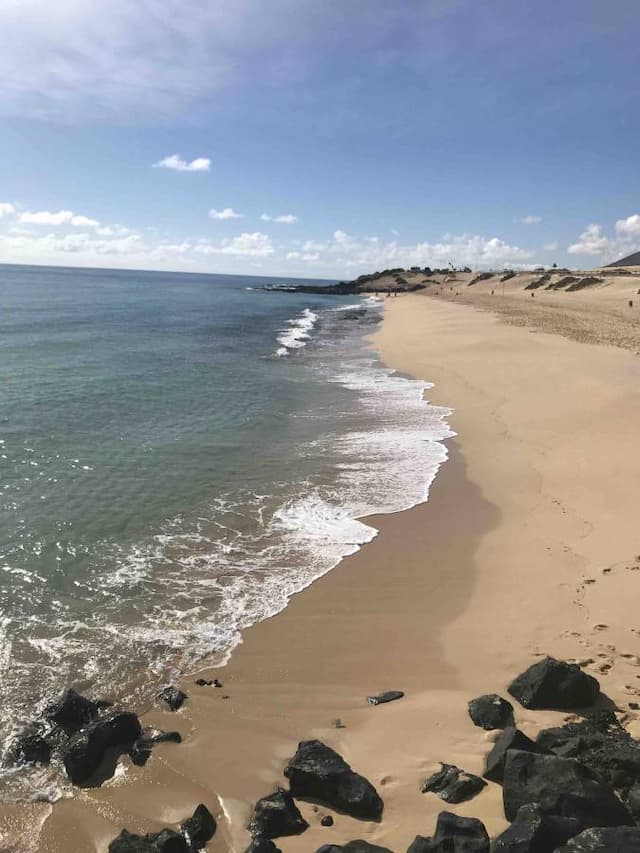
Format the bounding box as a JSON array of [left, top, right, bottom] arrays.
[[130, 729, 183, 767], [248, 789, 308, 839], [407, 811, 489, 853], [421, 763, 486, 804], [157, 686, 188, 711], [5, 725, 52, 766], [467, 694, 513, 730], [316, 843, 392, 853], [63, 711, 142, 785], [508, 657, 600, 710], [502, 749, 633, 827], [556, 826, 640, 852], [491, 803, 581, 853], [284, 740, 383, 821], [366, 691, 404, 706], [109, 828, 189, 852], [44, 687, 103, 732], [484, 727, 545, 784], [181, 804, 216, 850]]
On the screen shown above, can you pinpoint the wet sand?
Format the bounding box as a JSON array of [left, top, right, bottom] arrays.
[[9, 292, 640, 852]]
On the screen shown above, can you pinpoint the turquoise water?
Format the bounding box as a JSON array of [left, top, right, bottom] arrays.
[[0, 263, 452, 798]]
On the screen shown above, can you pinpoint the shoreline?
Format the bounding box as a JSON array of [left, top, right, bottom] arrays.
[[10, 292, 640, 852]]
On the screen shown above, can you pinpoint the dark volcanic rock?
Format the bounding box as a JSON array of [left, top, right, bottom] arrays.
[[181, 804, 216, 850], [157, 687, 188, 711], [484, 727, 545, 784], [248, 789, 308, 839], [284, 740, 383, 821], [130, 730, 183, 767], [108, 828, 188, 852], [245, 841, 282, 853], [421, 763, 486, 804], [316, 843, 392, 853], [491, 803, 580, 853], [468, 694, 513, 730], [5, 726, 51, 766], [556, 826, 640, 852], [366, 691, 404, 706], [63, 711, 142, 784], [535, 710, 640, 796], [408, 811, 489, 853], [502, 750, 633, 827], [321, 815, 334, 827], [44, 687, 102, 732], [508, 657, 600, 710]]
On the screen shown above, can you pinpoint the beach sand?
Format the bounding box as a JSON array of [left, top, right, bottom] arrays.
[[10, 289, 640, 852]]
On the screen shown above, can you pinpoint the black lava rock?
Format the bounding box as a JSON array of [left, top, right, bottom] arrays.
[[321, 815, 334, 827], [421, 763, 486, 804], [484, 727, 545, 784], [5, 726, 51, 766], [491, 803, 581, 853], [502, 750, 633, 827], [316, 843, 392, 853], [63, 711, 142, 784], [181, 804, 216, 850], [555, 826, 640, 852], [467, 694, 513, 730], [245, 841, 281, 853], [130, 730, 183, 767], [284, 740, 383, 821], [248, 789, 308, 839], [44, 687, 102, 732], [366, 691, 404, 706], [108, 828, 188, 852], [407, 811, 489, 853], [157, 687, 188, 711], [508, 658, 600, 710]]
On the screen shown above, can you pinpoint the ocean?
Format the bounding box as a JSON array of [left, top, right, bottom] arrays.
[[0, 263, 452, 799]]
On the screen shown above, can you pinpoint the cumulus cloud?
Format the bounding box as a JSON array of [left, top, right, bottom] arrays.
[[195, 232, 273, 256], [567, 214, 640, 261], [260, 213, 298, 223], [518, 215, 542, 225], [615, 214, 640, 237], [567, 223, 609, 256], [71, 215, 100, 227], [209, 207, 242, 220], [0, 202, 15, 217], [153, 154, 211, 172], [19, 209, 101, 227]]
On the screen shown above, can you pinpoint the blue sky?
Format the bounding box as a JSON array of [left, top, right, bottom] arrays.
[[0, 0, 639, 277]]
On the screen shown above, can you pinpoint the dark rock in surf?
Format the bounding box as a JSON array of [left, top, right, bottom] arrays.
[[44, 687, 103, 732], [491, 803, 581, 853], [367, 691, 404, 706], [316, 843, 392, 853], [484, 727, 545, 784], [421, 763, 486, 803], [407, 811, 489, 853], [108, 828, 189, 852], [321, 815, 334, 827], [245, 841, 282, 853], [194, 678, 222, 688], [5, 726, 52, 766], [248, 789, 308, 839], [467, 694, 513, 730], [508, 657, 599, 710], [181, 803, 216, 850], [555, 826, 640, 852], [63, 711, 142, 785], [284, 740, 383, 821], [157, 686, 188, 711], [130, 729, 183, 766], [502, 750, 633, 827]]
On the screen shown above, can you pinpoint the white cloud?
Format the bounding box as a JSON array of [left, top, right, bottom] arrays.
[[261, 213, 298, 223], [567, 214, 640, 261], [0, 202, 15, 217], [568, 223, 614, 256], [95, 224, 131, 237], [543, 241, 559, 251], [615, 214, 640, 237], [209, 207, 242, 220], [518, 215, 542, 225], [333, 229, 350, 244], [71, 215, 100, 227], [195, 232, 273, 256], [20, 209, 74, 225], [153, 154, 211, 172]]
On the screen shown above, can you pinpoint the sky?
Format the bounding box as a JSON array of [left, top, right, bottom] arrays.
[[0, 0, 639, 278]]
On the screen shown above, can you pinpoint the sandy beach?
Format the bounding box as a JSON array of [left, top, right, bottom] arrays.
[[8, 285, 640, 852]]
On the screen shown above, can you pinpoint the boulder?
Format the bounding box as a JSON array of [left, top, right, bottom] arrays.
[[284, 740, 383, 821], [248, 789, 308, 839], [535, 711, 640, 796], [108, 828, 188, 852], [366, 691, 404, 706], [181, 804, 216, 851], [491, 803, 581, 853], [63, 711, 142, 784], [5, 726, 51, 766], [130, 730, 182, 767], [321, 816, 334, 827], [44, 687, 102, 732], [467, 695, 513, 730], [507, 658, 599, 710], [157, 687, 188, 712], [555, 826, 640, 852], [502, 750, 633, 827], [245, 841, 281, 853], [316, 844, 392, 853], [626, 781, 640, 821], [484, 727, 544, 784], [421, 763, 486, 804], [407, 811, 489, 853]]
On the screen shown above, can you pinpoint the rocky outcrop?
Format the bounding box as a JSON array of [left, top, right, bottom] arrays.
[[491, 803, 581, 853], [407, 811, 489, 853], [245, 841, 281, 853], [44, 687, 106, 732], [556, 826, 640, 852], [5, 725, 52, 766], [484, 727, 545, 784], [421, 763, 486, 804], [63, 711, 142, 784], [284, 740, 383, 821], [157, 687, 188, 712], [507, 657, 600, 710], [502, 750, 633, 827], [109, 805, 215, 852], [130, 729, 182, 766], [181, 804, 216, 850], [248, 789, 308, 839], [467, 694, 513, 730]]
